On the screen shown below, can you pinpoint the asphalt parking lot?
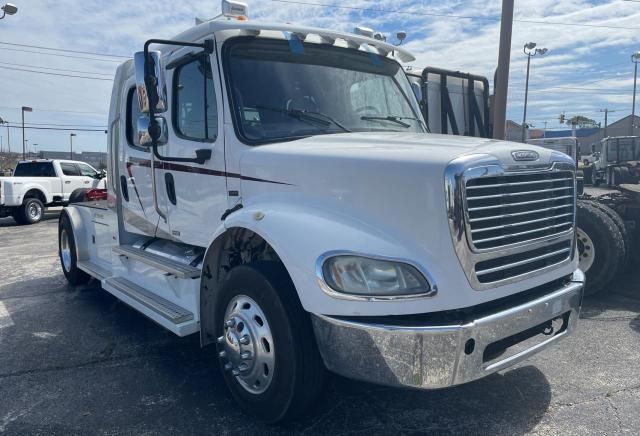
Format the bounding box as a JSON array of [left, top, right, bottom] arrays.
[[0, 211, 639, 435]]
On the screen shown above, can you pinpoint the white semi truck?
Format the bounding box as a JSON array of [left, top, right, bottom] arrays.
[[58, 2, 584, 422]]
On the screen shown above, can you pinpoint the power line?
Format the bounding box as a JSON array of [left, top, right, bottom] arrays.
[[0, 41, 128, 58], [0, 46, 124, 63], [271, 0, 640, 30], [0, 65, 113, 81], [4, 121, 107, 127], [5, 125, 107, 132], [0, 61, 113, 77], [0, 106, 107, 115]]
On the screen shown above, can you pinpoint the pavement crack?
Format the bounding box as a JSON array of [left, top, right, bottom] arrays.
[[0, 353, 160, 380], [0, 290, 68, 301]]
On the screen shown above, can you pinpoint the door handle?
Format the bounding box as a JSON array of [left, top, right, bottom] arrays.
[[84, 181, 90, 184], [165, 173, 177, 205], [65, 181, 71, 184]]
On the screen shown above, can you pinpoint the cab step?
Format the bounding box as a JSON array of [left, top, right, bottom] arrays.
[[104, 277, 196, 335], [113, 245, 201, 279], [77, 260, 111, 280]]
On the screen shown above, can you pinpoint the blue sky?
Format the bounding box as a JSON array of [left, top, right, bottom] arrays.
[[1, 0, 639, 153]]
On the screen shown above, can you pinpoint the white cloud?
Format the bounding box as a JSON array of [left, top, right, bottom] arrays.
[[0, 0, 638, 152]]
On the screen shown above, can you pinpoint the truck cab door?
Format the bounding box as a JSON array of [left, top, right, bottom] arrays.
[[118, 83, 166, 238], [160, 46, 227, 246], [59, 162, 88, 201]]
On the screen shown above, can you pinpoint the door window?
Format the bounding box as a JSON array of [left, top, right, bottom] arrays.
[[60, 163, 81, 176], [173, 56, 218, 141], [77, 163, 98, 177]]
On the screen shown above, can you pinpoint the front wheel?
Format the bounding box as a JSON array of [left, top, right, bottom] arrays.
[[59, 214, 91, 286], [215, 262, 325, 423]]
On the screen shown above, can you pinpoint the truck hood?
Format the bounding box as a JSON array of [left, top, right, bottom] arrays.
[[237, 132, 576, 314], [240, 132, 564, 183]]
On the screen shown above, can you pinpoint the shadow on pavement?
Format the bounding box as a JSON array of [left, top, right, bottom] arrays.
[[0, 210, 60, 228], [580, 268, 640, 322]]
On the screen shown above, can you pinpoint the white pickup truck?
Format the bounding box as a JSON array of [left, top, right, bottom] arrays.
[[0, 159, 106, 224], [58, 1, 584, 423]]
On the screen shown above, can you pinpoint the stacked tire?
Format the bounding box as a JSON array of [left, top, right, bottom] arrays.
[[576, 200, 629, 296]]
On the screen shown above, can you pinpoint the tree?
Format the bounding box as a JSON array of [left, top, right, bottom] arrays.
[[566, 115, 599, 128]]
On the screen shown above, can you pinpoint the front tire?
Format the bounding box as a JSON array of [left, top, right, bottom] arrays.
[[59, 214, 91, 286], [215, 262, 325, 423]]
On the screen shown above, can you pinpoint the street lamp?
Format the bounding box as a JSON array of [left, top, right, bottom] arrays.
[[0, 3, 18, 19], [631, 51, 640, 135], [522, 42, 548, 142], [69, 133, 76, 159], [21, 106, 32, 160]]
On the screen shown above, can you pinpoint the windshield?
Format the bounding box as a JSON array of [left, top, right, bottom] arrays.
[[224, 37, 425, 144]]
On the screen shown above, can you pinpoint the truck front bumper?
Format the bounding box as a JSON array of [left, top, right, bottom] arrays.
[[311, 269, 584, 389]]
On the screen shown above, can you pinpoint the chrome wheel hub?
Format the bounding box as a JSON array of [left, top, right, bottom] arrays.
[[218, 295, 274, 394], [576, 227, 595, 272], [60, 228, 72, 273], [28, 202, 42, 220]]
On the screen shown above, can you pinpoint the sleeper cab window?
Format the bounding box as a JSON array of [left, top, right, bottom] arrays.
[[173, 56, 218, 142], [125, 87, 143, 149]]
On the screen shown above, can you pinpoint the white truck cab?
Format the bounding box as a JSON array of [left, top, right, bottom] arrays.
[[59, 2, 584, 422]]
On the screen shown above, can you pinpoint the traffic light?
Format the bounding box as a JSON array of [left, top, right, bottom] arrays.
[[559, 113, 565, 124]]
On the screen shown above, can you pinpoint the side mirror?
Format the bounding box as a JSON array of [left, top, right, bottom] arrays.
[[136, 116, 168, 148], [134, 50, 168, 114]]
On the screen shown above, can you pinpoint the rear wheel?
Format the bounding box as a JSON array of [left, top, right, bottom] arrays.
[[215, 262, 325, 423], [18, 197, 44, 224], [59, 214, 91, 286], [576, 202, 625, 296], [584, 201, 631, 267]]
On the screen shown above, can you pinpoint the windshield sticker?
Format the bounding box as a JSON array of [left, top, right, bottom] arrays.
[[282, 31, 304, 55], [362, 44, 381, 66]]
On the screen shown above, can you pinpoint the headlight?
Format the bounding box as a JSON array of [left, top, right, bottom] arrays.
[[321, 255, 432, 298]]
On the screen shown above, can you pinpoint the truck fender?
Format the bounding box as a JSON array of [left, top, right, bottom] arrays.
[[21, 182, 53, 204], [59, 206, 91, 263], [203, 199, 435, 312]]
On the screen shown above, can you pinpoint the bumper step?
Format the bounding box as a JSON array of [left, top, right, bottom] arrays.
[[113, 245, 201, 279], [77, 260, 111, 280]]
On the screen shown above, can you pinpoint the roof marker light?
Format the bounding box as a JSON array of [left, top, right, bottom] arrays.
[[354, 26, 374, 38], [222, 0, 249, 19]]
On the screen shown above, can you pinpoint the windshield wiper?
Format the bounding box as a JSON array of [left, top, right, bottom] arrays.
[[361, 115, 427, 131], [255, 105, 351, 133]]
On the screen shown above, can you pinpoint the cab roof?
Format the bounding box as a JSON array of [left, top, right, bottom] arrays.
[[158, 19, 415, 63]]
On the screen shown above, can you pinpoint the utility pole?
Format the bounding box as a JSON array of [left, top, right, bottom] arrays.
[[599, 109, 616, 139], [492, 0, 514, 140], [21, 106, 32, 160], [69, 133, 76, 160], [632, 52, 640, 136]]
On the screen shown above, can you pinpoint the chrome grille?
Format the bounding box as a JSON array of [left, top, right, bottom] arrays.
[[445, 155, 577, 290], [465, 171, 575, 250], [474, 240, 572, 284]]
